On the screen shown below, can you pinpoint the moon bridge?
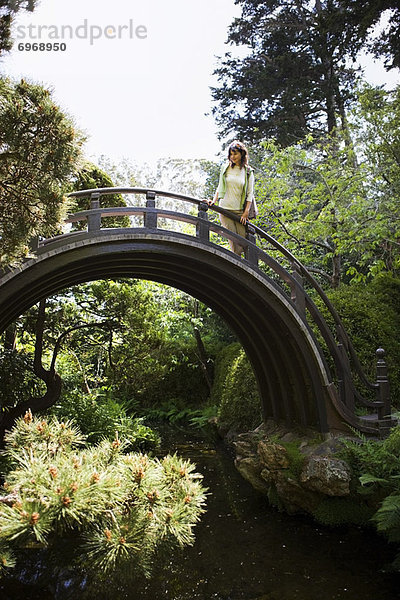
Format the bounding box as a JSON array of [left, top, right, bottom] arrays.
[[0, 187, 394, 436]]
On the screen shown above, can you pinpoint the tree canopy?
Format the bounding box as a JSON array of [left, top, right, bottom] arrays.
[[70, 162, 130, 229], [254, 84, 400, 285], [339, 0, 400, 69], [0, 78, 85, 266], [211, 0, 400, 145]]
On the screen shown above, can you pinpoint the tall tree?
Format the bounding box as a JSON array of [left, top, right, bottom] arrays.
[[350, 83, 400, 275], [255, 84, 400, 286], [0, 78, 84, 266], [211, 0, 398, 146], [339, 1, 400, 69]]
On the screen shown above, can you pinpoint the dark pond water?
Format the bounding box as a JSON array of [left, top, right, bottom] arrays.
[[1, 425, 399, 600]]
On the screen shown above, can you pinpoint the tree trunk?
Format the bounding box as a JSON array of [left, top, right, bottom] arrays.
[[0, 374, 62, 443], [0, 299, 62, 444], [193, 327, 213, 393], [315, 0, 338, 136]]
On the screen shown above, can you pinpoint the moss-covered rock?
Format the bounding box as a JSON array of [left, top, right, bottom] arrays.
[[231, 420, 375, 525], [300, 456, 351, 496]]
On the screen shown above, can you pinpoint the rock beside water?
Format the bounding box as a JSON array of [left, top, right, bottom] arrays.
[[232, 419, 353, 515], [300, 456, 351, 496]]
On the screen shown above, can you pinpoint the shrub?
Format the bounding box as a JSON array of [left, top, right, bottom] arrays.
[[0, 414, 207, 580], [138, 358, 210, 409], [340, 425, 400, 481], [210, 342, 241, 406], [212, 343, 262, 432], [50, 389, 159, 451], [315, 274, 400, 407]]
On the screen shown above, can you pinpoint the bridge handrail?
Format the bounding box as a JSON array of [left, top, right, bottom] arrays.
[[66, 187, 379, 401]]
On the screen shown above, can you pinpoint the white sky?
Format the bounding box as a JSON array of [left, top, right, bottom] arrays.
[[2, 0, 399, 167]]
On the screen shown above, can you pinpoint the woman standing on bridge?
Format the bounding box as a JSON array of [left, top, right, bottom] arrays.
[[208, 140, 255, 255]]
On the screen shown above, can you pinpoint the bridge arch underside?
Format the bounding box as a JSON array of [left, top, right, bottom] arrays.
[[0, 233, 332, 433]]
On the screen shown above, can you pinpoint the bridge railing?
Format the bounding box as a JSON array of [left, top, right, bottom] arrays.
[[61, 187, 391, 431]]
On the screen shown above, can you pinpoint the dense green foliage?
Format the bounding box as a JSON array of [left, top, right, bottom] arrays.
[[341, 425, 400, 482], [0, 279, 235, 435], [0, 350, 44, 410], [0, 78, 84, 265], [317, 275, 400, 406], [254, 85, 400, 286], [212, 0, 399, 144], [211, 343, 262, 432], [70, 162, 130, 229], [339, 425, 400, 567], [49, 389, 160, 450], [0, 414, 207, 579]]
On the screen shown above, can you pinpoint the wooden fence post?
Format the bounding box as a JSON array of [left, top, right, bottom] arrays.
[[144, 190, 157, 229], [87, 192, 101, 231], [245, 223, 258, 266], [196, 202, 210, 242]]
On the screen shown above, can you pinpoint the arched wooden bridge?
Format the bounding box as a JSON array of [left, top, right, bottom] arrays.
[[0, 188, 394, 436]]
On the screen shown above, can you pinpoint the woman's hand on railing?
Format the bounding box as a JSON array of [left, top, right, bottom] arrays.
[[240, 206, 250, 224], [206, 199, 215, 207]]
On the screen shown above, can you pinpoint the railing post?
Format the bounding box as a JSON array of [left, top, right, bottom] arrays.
[[291, 262, 306, 318], [196, 201, 210, 242], [87, 192, 101, 232], [337, 343, 355, 411], [245, 223, 259, 266], [28, 236, 40, 253], [144, 190, 157, 229], [376, 348, 391, 420]]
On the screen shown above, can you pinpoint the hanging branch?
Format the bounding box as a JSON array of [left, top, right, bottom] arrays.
[[193, 326, 213, 393]]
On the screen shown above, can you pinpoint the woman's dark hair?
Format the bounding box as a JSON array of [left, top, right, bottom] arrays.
[[228, 140, 249, 168]]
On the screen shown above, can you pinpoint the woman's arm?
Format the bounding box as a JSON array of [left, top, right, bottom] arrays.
[[207, 191, 218, 206], [240, 169, 255, 223], [208, 164, 225, 205], [246, 169, 255, 202]]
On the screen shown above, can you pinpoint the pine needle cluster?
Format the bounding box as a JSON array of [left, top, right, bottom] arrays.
[[0, 413, 207, 579]]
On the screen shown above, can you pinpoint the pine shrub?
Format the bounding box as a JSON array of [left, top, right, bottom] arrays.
[[0, 413, 207, 580]]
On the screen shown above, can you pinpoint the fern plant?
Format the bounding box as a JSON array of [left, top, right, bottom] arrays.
[[341, 425, 400, 569]]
